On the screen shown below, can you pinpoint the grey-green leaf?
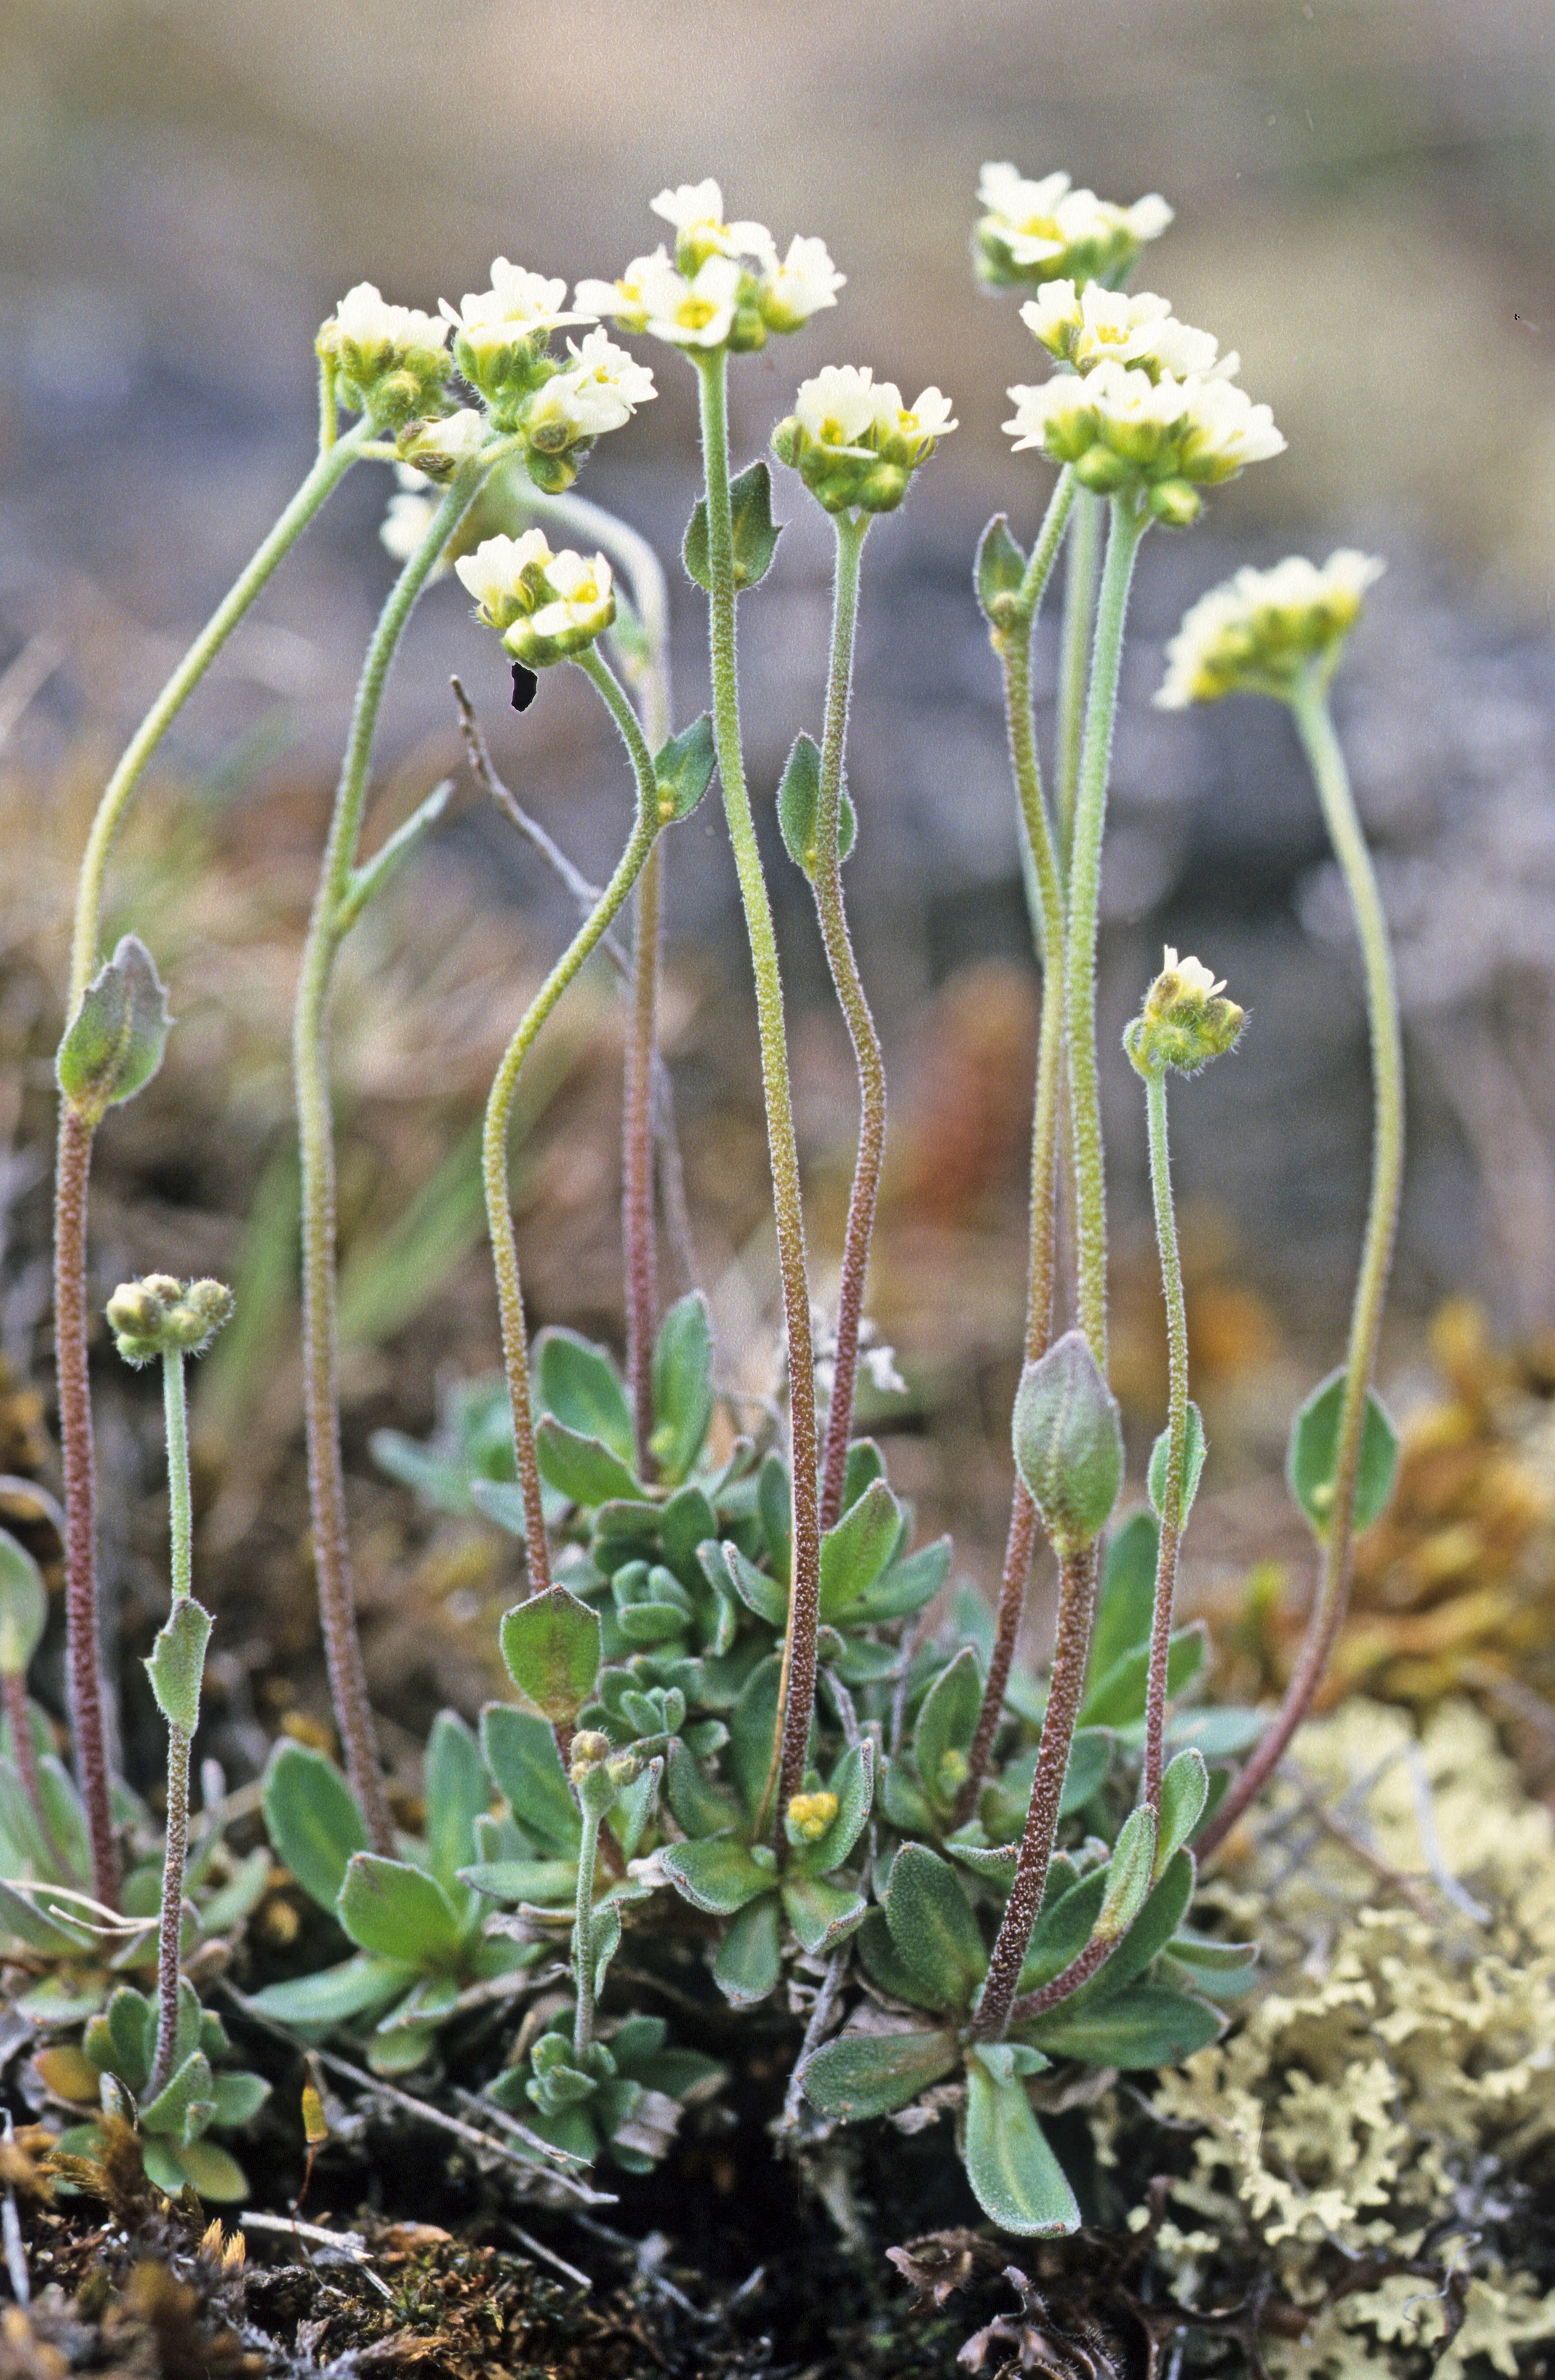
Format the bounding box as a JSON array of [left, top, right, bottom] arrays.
[[913, 1647, 983, 1818], [975, 513, 1028, 630], [143, 1599, 211, 1735], [962, 2047, 1080, 2236], [885, 1844, 986, 2014], [1095, 1804, 1156, 1943], [1088, 1510, 1159, 1684], [801, 2028, 960, 2122], [776, 732, 857, 878], [1154, 1748, 1209, 1878], [650, 1293, 715, 1482], [535, 1329, 635, 1464], [424, 1709, 490, 1891], [1013, 1331, 1123, 1550], [682, 459, 782, 594], [652, 715, 718, 825], [500, 1589, 601, 1726], [712, 1893, 783, 2006], [818, 1479, 902, 1619], [0, 1529, 46, 1675], [1288, 1369, 1398, 1539], [56, 935, 172, 1118], [337, 1853, 464, 1968], [534, 1418, 641, 1508], [262, 1740, 370, 1915]]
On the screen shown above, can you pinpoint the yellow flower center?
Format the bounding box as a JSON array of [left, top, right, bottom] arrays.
[[786, 1790, 839, 1843]]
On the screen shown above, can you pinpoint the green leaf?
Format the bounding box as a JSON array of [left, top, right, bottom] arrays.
[[794, 1738, 874, 1874], [1148, 1404, 1208, 1525], [782, 1871, 866, 1955], [1078, 1623, 1206, 1731], [659, 1482, 718, 1577], [534, 1418, 642, 1508], [210, 2070, 271, 2128], [1085, 1848, 1196, 2001], [1169, 1705, 1265, 1761], [248, 1953, 418, 2027], [56, 934, 171, 1118], [147, 2134, 248, 2203], [143, 1597, 211, 1735], [729, 1654, 782, 1822], [854, 1906, 929, 2005], [885, 1844, 986, 2014], [706, 1538, 787, 1628], [102, 1987, 154, 2093], [456, 1858, 576, 1905], [199, 1846, 271, 1934], [501, 1589, 601, 1726], [1288, 1369, 1399, 1539], [650, 1293, 714, 1483], [585, 1902, 622, 2000], [963, 2046, 1080, 2236], [659, 1833, 772, 1915], [712, 1892, 782, 2006], [841, 1440, 886, 1509], [913, 1648, 984, 1818], [1025, 1980, 1221, 2067], [974, 513, 1028, 630], [1013, 1331, 1123, 1550], [1018, 1870, 1107, 1993], [1167, 1928, 1259, 1976], [652, 715, 718, 826], [776, 732, 857, 879], [536, 1328, 635, 1462], [1088, 1510, 1160, 1684], [0, 1529, 46, 1674], [854, 1536, 952, 1623], [757, 1451, 792, 1583], [261, 1741, 369, 1915], [1095, 1805, 1157, 1942], [337, 1853, 465, 1967], [818, 1479, 902, 1620], [0, 1877, 91, 1956], [801, 2028, 960, 2121], [664, 1738, 740, 1840], [424, 1709, 490, 1892], [1155, 1749, 1209, 1878], [480, 1705, 581, 1858], [140, 2051, 216, 2147], [880, 1754, 935, 1837], [682, 458, 781, 595]]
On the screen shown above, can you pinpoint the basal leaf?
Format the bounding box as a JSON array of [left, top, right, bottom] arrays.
[[885, 1844, 986, 2014], [424, 1709, 491, 1892], [337, 1853, 465, 1968], [535, 1328, 635, 1463], [260, 1741, 369, 1916], [818, 1479, 903, 1620], [963, 2048, 1080, 2236], [913, 1647, 983, 1819], [782, 1872, 866, 1955], [712, 1892, 782, 2006], [659, 1834, 773, 1915], [480, 1705, 581, 1859], [1088, 1509, 1160, 1684], [534, 1419, 641, 1508], [801, 2027, 959, 2121], [1154, 1748, 1209, 1878], [248, 1954, 418, 2027], [650, 1292, 715, 1481]]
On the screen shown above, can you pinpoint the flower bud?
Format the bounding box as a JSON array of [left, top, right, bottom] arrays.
[[1012, 1329, 1123, 1552], [784, 1789, 839, 1846], [108, 1275, 233, 1365], [568, 1729, 613, 1782], [1124, 948, 1245, 1078]]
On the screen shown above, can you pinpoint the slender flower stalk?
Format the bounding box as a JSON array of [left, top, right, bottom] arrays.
[[571, 1785, 604, 2063], [294, 448, 507, 1856], [955, 470, 1078, 1827], [810, 511, 881, 1532], [1054, 489, 1103, 866], [693, 352, 821, 1824], [53, 396, 368, 1909], [1199, 675, 1403, 1854], [1141, 1065, 1187, 1809], [483, 648, 664, 1591], [1065, 492, 1150, 1368], [147, 1346, 194, 2099], [971, 1543, 1099, 2039]]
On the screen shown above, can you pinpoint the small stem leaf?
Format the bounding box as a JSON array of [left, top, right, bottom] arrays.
[[261, 1739, 371, 1913], [1147, 1402, 1207, 1524], [1080, 1848, 1196, 2003], [143, 1599, 211, 1734], [776, 732, 858, 878], [975, 513, 1029, 631], [587, 1900, 622, 1999], [1288, 1369, 1399, 1538], [500, 1589, 602, 1726], [535, 1329, 636, 1464], [818, 1479, 903, 1620], [912, 1648, 984, 1821], [962, 2047, 1080, 2236], [56, 935, 172, 1119], [336, 1852, 466, 1967], [1154, 1748, 1209, 1879], [885, 1844, 987, 2014], [651, 715, 718, 824], [0, 1528, 47, 1674], [683, 460, 782, 595], [1013, 1331, 1123, 1551], [1087, 1510, 1160, 1684], [801, 2027, 960, 2121], [1095, 1804, 1157, 1942]]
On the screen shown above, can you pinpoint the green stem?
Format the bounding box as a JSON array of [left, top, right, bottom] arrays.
[[572, 1804, 601, 2062], [1142, 1065, 1188, 1810], [162, 1350, 193, 1605], [294, 449, 501, 1857], [483, 647, 662, 1595], [1065, 493, 1150, 1370], [149, 1347, 192, 2099], [1055, 491, 1103, 868], [623, 840, 663, 1479], [1199, 675, 1404, 1856], [811, 512, 881, 1534], [693, 354, 819, 1829]]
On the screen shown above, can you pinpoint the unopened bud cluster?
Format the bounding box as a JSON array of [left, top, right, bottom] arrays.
[[1155, 551, 1385, 708], [106, 1275, 233, 1366], [455, 532, 615, 668], [973, 163, 1172, 292], [784, 1789, 839, 1845], [569, 1729, 641, 1818], [1124, 949, 1245, 1078], [772, 365, 956, 514]]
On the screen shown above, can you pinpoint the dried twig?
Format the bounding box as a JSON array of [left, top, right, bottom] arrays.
[[2, 2112, 29, 2306]]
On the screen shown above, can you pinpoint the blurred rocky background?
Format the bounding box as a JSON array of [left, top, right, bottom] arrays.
[[1, 0, 1554, 1769]]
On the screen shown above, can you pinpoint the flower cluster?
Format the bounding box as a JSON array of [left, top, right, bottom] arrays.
[[1155, 550, 1386, 708], [577, 179, 842, 355], [1123, 948, 1245, 1077], [316, 283, 453, 433], [105, 1274, 234, 1365], [974, 163, 1172, 292], [455, 530, 615, 668], [1004, 357, 1284, 524], [1019, 281, 1234, 384], [771, 364, 956, 514]]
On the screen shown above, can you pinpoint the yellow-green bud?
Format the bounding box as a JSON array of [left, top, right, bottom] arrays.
[[1124, 948, 1245, 1078], [785, 1789, 838, 1844], [568, 1729, 613, 1782], [107, 1275, 233, 1365]]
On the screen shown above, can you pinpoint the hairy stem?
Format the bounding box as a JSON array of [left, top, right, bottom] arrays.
[[693, 355, 819, 1827], [972, 1541, 1099, 2039], [1066, 493, 1149, 1369], [294, 453, 497, 1855], [1142, 1064, 1188, 1810], [623, 842, 663, 1477], [1200, 675, 1404, 1856], [148, 1347, 193, 2100], [954, 471, 1077, 1827], [810, 512, 881, 1533], [483, 649, 662, 1595], [53, 1102, 116, 1906], [572, 1804, 601, 2063], [1054, 490, 1103, 868]]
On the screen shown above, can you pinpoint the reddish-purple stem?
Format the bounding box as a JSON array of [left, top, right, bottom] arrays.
[[53, 1102, 117, 1908]]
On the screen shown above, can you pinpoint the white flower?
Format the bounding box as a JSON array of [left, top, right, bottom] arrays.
[[1174, 374, 1286, 482], [398, 406, 489, 477], [760, 234, 844, 331], [651, 177, 776, 271], [555, 325, 657, 428], [1161, 947, 1225, 999], [1005, 357, 1283, 515], [327, 281, 449, 362], [454, 529, 556, 626], [1155, 551, 1386, 708], [975, 164, 1173, 287], [573, 252, 664, 335], [380, 488, 437, 562], [795, 363, 881, 452], [1020, 282, 1230, 382], [508, 549, 616, 663], [637, 250, 744, 349], [441, 260, 595, 358]]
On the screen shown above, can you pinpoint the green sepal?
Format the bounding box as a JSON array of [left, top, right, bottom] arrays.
[[818, 1479, 902, 1619], [801, 2027, 960, 2121], [536, 1328, 635, 1463], [1148, 1403, 1208, 1525], [500, 1588, 601, 1726], [534, 1418, 642, 1508], [776, 732, 857, 879], [0, 1528, 46, 1674], [974, 513, 1028, 630], [1288, 1369, 1399, 1539], [683, 459, 781, 595], [56, 935, 171, 1120], [336, 1853, 465, 1967], [713, 1891, 783, 2006], [261, 1740, 369, 1915], [652, 715, 717, 825], [143, 1598, 211, 1734], [649, 1292, 715, 1480], [962, 2046, 1080, 2236], [885, 1844, 986, 2014], [659, 1833, 772, 1915]]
